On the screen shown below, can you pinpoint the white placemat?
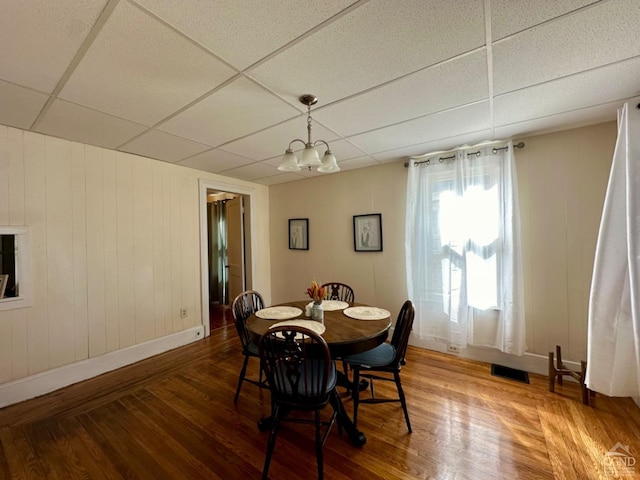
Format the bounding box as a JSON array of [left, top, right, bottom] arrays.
[[255, 306, 302, 320], [322, 300, 349, 311], [343, 306, 391, 321], [269, 319, 326, 337]]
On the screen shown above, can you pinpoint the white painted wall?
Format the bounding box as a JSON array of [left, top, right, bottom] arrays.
[[269, 122, 616, 371], [0, 126, 271, 396]]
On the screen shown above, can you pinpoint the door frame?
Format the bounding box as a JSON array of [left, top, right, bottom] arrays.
[[199, 179, 257, 337]]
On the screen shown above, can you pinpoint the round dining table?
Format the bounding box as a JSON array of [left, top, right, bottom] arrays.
[[246, 300, 392, 447], [246, 300, 391, 357]]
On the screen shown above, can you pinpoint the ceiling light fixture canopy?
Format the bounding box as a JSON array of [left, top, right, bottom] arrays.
[[278, 94, 340, 173]]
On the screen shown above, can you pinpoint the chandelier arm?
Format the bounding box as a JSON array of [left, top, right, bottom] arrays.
[[312, 139, 330, 151], [287, 138, 307, 151]]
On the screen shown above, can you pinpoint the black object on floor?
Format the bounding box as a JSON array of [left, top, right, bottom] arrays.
[[491, 364, 530, 384]]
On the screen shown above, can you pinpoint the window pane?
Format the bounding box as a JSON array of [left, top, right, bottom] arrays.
[[0, 234, 16, 298]]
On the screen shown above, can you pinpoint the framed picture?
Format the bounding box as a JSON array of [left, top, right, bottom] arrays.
[[289, 218, 309, 250], [353, 213, 383, 252], [0, 274, 8, 299]]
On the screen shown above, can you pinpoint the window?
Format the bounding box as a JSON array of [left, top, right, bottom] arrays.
[[1, 234, 17, 298], [405, 143, 525, 354], [0, 226, 32, 311], [432, 171, 500, 314]]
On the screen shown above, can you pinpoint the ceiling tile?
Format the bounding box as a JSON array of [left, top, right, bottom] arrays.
[[120, 129, 211, 163], [313, 50, 488, 136], [335, 156, 381, 172], [493, 0, 640, 94], [133, 0, 356, 70], [60, 1, 236, 126], [494, 57, 640, 126], [0, 0, 107, 92], [348, 102, 491, 154], [220, 115, 338, 160], [0, 81, 49, 130], [316, 139, 368, 162], [220, 162, 280, 181], [491, 0, 598, 40], [35, 99, 148, 149], [248, 0, 485, 105], [254, 172, 306, 186], [495, 101, 618, 139], [157, 77, 299, 146], [177, 148, 254, 173]]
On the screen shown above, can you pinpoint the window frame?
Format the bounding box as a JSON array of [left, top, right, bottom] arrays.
[[0, 226, 32, 311]]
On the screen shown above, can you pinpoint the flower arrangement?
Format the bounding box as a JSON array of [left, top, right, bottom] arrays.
[[306, 280, 326, 304]]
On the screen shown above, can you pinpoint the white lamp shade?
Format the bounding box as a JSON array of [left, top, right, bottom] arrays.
[[278, 150, 301, 171], [300, 146, 321, 167], [317, 151, 340, 173]]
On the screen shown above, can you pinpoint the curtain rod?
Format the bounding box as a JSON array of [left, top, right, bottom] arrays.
[[404, 141, 525, 167]]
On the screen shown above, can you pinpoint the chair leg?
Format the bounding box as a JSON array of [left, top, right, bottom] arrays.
[[328, 389, 343, 437], [548, 351, 556, 393], [315, 409, 324, 480], [342, 359, 349, 391], [234, 355, 250, 404], [352, 368, 360, 427], [556, 345, 564, 385], [262, 405, 281, 480], [395, 371, 412, 433]]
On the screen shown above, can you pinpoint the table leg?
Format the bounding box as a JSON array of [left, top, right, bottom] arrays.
[[330, 389, 367, 447], [336, 370, 368, 392]]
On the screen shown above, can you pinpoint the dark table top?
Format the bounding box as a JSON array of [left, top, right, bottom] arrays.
[[246, 300, 391, 357]]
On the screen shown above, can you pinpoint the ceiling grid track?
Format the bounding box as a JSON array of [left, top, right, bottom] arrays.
[[30, 0, 121, 131], [484, 0, 495, 140]]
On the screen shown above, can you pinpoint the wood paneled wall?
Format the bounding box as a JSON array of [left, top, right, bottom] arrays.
[[0, 126, 269, 386], [516, 123, 616, 362]]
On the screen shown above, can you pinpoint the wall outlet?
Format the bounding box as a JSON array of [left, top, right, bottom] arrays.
[[180, 308, 188, 318], [447, 345, 459, 354]]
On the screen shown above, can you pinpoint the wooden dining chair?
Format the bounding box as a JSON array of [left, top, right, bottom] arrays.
[[320, 282, 355, 379], [258, 325, 341, 480], [231, 290, 267, 404], [321, 282, 355, 303], [343, 300, 415, 433]]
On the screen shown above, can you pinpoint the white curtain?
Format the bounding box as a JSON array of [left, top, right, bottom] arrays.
[[405, 141, 526, 355], [586, 100, 640, 403]]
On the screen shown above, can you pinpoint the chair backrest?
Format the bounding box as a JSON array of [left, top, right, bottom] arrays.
[[258, 326, 334, 408], [389, 300, 415, 368], [231, 290, 265, 348], [321, 282, 355, 303]]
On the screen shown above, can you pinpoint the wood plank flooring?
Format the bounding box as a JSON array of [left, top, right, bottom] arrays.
[[0, 325, 638, 479]]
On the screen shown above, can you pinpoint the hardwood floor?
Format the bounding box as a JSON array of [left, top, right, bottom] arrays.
[[1, 325, 638, 479], [210, 303, 232, 331]]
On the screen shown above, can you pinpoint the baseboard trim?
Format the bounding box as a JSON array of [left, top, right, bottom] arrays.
[[0, 326, 205, 408], [409, 337, 582, 377]]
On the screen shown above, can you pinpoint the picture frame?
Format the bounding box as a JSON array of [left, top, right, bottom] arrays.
[[353, 213, 383, 252], [0, 274, 8, 299], [288, 218, 309, 250]]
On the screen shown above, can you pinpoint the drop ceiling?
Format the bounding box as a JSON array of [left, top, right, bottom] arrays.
[[1, 0, 638, 185]]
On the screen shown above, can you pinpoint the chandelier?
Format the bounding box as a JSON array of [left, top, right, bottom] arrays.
[[277, 94, 340, 173]]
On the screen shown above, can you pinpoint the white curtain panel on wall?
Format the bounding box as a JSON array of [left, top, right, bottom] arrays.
[[587, 99, 640, 404], [405, 140, 526, 355]]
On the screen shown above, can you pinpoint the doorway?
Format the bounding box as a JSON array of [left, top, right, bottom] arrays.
[[199, 179, 256, 337], [207, 192, 247, 331]]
